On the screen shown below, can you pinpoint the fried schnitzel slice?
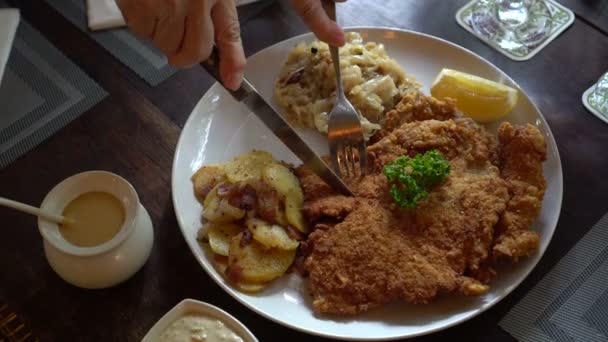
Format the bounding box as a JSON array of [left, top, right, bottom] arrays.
[[372, 91, 462, 143], [368, 118, 498, 171], [303, 119, 510, 315], [493, 122, 547, 261], [305, 201, 463, 315]]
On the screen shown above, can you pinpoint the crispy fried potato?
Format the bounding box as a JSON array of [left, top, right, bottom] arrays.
[[213, 255, 229, 273], [285, 188, 308, 233], [214, 254, 269, 293], [228, 232, 296, 283], [225, 151, 275, 183], [203, 184, 220, 209], [208, 223, 245, 256], [255, 183, 288, 226], [262, 163, 302, 199], [275, 209, 288, 227], [246, 218, 299, 251], [192, 165, 226, 203], [196, 225, 209, 242], [203, 186, 246, 223], [260, 163, 306, 231], [234, 281, 268, 293]]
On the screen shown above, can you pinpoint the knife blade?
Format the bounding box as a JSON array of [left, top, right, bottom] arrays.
[[200, 47, 353, 196]]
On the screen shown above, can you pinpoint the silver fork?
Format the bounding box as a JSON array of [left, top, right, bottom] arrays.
[[322, 1, 367, 178]]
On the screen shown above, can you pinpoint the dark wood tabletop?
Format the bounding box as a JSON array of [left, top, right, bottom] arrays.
[[558, 0, 608, 34], [1, 0, 608, 341]]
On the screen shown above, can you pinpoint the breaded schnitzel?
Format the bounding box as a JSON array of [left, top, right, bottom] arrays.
[[493, 122, 547, 261], [298, 93, 547, 315]]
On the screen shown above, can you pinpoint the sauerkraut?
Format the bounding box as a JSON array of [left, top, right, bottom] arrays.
[[274, 32, 419, 139]]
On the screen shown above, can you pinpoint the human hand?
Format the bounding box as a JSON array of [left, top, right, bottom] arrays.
[[291, 0, 347, 46], [116, 0, 246, 90]]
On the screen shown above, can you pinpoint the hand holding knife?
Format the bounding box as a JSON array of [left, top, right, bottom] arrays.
[[200, 47, 354, 196]]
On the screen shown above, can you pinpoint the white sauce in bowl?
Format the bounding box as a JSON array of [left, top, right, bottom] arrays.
[[159, 314, 244, 342]]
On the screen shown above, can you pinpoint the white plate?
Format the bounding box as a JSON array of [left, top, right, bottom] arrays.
[[171, 27, 563, 341], [142, 299, 257, 342]]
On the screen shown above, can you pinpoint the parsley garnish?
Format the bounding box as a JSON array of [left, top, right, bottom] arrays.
[[383, 150, 450, 209]]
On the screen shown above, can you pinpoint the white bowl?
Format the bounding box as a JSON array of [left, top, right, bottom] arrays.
[[142, 299, 258, 342], [38, 171, 154, 289]]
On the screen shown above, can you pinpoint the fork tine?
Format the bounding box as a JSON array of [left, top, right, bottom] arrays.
[[358, 142, 367, 175], [342, 140, 353, 177], [348, 143, 358, 176], [348, 141, 359, 176], [341, 143, 351, 177], [329, 142, 342, 178], [338, 143, 350, 177]]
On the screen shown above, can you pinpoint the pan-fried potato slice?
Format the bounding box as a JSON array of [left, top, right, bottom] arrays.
[[208, 223, 244, 256], [196, 226, 209, 242], [246, 218, 299, 251], [225, 151, 275, 183], [255, 184, 288, 226], [214, 254, 268, 293], [285, 188, 308, 233], [203, 184, 220, 209], [213, 255, 229, 273], [228, 232, 296, 283], [203, 187, 246, 223], [275, 209, 288, 227], [234, 281, 268, 293], [262, 163, 302, 198], [192, 165, 226, 203]]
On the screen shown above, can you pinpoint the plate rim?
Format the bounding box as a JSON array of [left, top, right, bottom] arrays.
[[171, 26, 564, 341]]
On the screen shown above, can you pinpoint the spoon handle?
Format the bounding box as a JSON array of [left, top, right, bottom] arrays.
[[0, 197, 71, 224]]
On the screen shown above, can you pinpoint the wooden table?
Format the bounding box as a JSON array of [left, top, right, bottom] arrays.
[[1, 0, 607, 341], [558, 0, 608, 34]]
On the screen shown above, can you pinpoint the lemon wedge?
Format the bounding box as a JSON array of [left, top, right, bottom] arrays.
[[430, 68, 518, 123]]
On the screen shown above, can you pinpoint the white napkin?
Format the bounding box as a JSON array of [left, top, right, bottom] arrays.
[[87, 0, 126, 31], [86, 0, 264, 31], [0, 8, 20, 86]]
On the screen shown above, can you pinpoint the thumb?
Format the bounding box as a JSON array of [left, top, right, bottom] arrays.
[[292, 0, 345, 46], [211, 0, 246, 90]]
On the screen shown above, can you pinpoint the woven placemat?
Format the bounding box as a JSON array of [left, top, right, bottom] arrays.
[[500, 213, 608, 341], [44, 0, 177, 86], [44, 0, 274, 86], [0, 302, 37, 342], [0, 1, 107, 169]]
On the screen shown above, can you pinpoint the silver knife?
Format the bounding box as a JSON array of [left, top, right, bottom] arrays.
[[200, 47, 354, 196]]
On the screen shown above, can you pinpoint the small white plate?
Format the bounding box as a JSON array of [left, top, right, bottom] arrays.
[[142, 299, 258, 342], [0, 8, 19, 86], [171, 27, 563, 340]]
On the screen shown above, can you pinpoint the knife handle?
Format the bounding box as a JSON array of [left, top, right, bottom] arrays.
[[200, 46, 251, 101]]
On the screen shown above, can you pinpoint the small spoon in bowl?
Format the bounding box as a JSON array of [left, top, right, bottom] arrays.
[[0, 197, 74, 225]]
